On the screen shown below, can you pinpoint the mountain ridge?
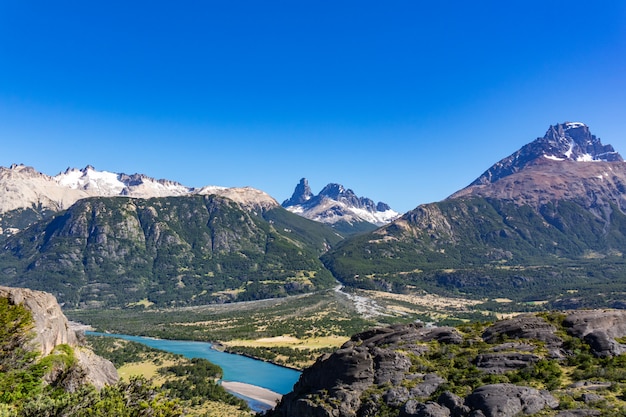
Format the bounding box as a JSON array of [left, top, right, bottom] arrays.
[[0, 164, 279, 239], [469, 122, 623, 187], [0, 194, 339, 308]]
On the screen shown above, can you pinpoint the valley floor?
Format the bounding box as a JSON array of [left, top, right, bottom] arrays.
[[68, 285, 532, 370]]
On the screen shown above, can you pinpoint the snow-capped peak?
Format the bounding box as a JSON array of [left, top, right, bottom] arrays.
[[469, 122, 623, 187], [282, 178, 400, 228]]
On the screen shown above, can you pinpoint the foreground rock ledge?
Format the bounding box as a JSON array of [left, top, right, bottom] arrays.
[[267, 310, 626, 417]]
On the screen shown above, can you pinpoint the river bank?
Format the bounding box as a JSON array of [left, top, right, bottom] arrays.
[[221, 381, 282, 408]]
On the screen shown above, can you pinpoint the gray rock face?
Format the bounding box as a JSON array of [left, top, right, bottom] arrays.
[[482, 314, 561, 346], [465, 384, 558, 417], [271, 323, 458, 417], [563, 310, 626, 357], [0, 286, 118, 390], [473, 352, 540, 374], [74, 348, 119, 390]]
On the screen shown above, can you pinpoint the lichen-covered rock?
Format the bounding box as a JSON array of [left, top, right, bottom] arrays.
[[465, 384, 558, 417]]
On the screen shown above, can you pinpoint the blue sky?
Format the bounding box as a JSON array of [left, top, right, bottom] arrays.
[[1, 1, 625, 213]]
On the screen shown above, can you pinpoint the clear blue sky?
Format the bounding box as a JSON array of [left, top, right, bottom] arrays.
[[1, 1, 625, 213]]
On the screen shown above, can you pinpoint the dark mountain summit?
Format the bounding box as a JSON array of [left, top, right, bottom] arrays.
[[471, 122, 623, 186], [282, 178, 314, 206]]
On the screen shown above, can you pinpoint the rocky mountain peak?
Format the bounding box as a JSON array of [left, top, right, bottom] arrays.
[[282, 179, 400, 229], [318, 183, 348, 200], [542, 122, 621, 162], [282, 178, 314, 206], [470, 122, 623, 186]]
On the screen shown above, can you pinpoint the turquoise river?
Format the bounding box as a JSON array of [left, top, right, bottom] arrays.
[[87, 332, 301, 412]]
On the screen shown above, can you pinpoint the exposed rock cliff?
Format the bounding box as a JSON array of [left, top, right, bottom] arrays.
[[0, 285, 78, 355], [269, 310, 626, 417], [0, 285, 118, 389]]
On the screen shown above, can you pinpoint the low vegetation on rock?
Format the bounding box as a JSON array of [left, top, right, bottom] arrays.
[[268, 309, 626, 417]]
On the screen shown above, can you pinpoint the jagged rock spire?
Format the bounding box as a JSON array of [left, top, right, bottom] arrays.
[[282, 178, 314, 206]]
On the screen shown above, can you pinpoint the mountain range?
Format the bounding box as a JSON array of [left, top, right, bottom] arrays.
[[2, 122, 626, 309], [0, 165, 397, 240], [0, 164, 283, 240]]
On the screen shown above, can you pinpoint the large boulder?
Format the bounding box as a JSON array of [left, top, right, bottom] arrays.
[[563, 310, 626, 357], [465, 384, 558, 417], [482, 315, 562, 351]]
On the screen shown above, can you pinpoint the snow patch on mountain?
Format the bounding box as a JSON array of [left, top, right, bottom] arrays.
[[56, 166, 126, 194]]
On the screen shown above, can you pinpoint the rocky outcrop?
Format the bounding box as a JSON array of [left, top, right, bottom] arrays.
[[269, 311, 626, 417], [0, 285, 78, 355], [563, 309, 626, 357], [282, 178, 314, 206], [0, 286, 118, 389], [73, 348, 119, 390], [482, 314, 563, 357], [270, 323, 456, 417]]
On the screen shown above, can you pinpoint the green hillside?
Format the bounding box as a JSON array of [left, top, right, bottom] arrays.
[[0, 195, 339, 308], [323, 197, 626, 307]]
